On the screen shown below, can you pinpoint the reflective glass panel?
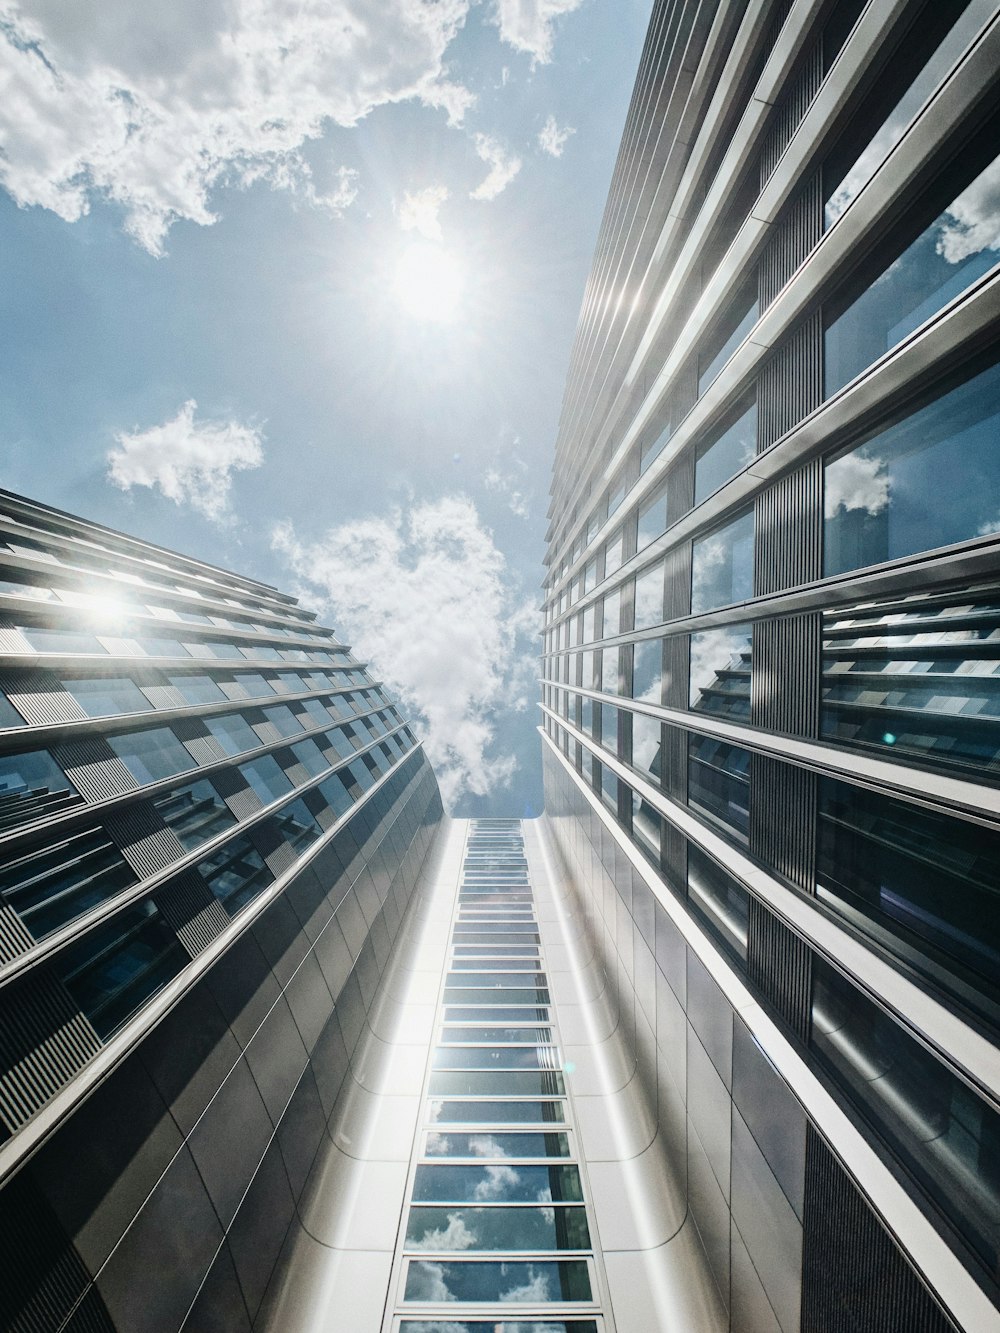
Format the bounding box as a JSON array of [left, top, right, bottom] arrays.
[[637, 482, 669, 553], [108, 727, 196, 785], [699, 291, 758, 395], [439, 1030, 553, 1045], [0, 693, 25, 727], [206, 712, 259, 756], [821, 588, 1000, 779], [687, 735, 750, 840], [433, 1048, 558, 1071], [406, 1205, 590, 1252], [633, 562, 664, 632], [687, 845, 748, 962], [166, 673, 226, 705], [400, 1323, 597, 1333], [0, 750, 81, 830], [429, 1072, 564, 1096], [23, 627, 106, 655], [694, 398, 756, 504], [62, 676, 153, 717], [691, 511, 754, 614], [689, 624, 752, 718], [404, 1259, 591, 1304], [153, 778, 236, 851], [424, 1131, 569, 1157], [824, 359, 1000, 576], [412, 1164, 583, 1203], [631, 638, 662, 705], [0, 826, 136, 938], [195, 833, 273, 916]]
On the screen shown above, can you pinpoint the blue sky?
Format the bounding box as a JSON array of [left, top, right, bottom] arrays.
[[0, 0, 651, 816]]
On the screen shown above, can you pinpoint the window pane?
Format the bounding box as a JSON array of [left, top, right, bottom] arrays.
[[412, 1163, 582, 1204], [428, 1072, 564, 1096], [62, 676, 153, 717], [153, 779, 236, 851], [604, 529, 624, 578], [108, 727, 196, 785], [423, 1130, 569, 1158], [699, 293, 758, 395], [631, 638, 662, 704], [432, 1047, 558, 1071], [0, 750, 82, 830], [826, 154, 1000, 395], [0, 827, 136, 938], [687, 735, 750, 840], [406, 1205, 590, 1252], [687, 845, 748, 962], [399, 1323, 597, 1333], [823, 360, 1000, 576], [167, 674, 226, 705], [691, 510, 754, 614], [404, 1259, 591, 1304], [268, 796, 322, 853], [23, 627, 106, 655], [637, 483, 669, 552], [206, 712, 259, 756], [689, 625, 752, 718], [601, 589, 621, 639], [633, 562, 665, 631], [632, 714, 662, 786], [0, 693, 25, 727], [694, 398, 756, 503], [290, 738, 329, 777], [57, 899, 188, 1039], [262, 703, 304, 737], [427, 1101, 566, 1126], [195, 833, 273, 916], [238, 755, 293, 805]]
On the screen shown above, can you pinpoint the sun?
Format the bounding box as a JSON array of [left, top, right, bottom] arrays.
[[394, 242, 464, 322]]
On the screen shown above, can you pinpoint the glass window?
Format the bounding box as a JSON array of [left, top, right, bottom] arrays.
[[823, 360, 1000, 576], [817, 776, 1000, 1017], [429, 1071, 564, 1096], [0, 827, 136, 938], [269, 796, 322, 853], [404, 1259, 591, 1304], [58, 676, 152, 718], [152, 778, 236, 851], [0, 693, 25, 728], [433, 1046, 556, 1071], [412, 1163, 582, 1204], [423, 1130, 569, 1157], [206, 712, 260, 756], [582, 559, 597, 595], [687, 845, 748, 962], [238, 755, 293, 805], [600, 762, 618, 813], [631, 638, 662, 704], [231, 672, 273, 698], [298, 697, 331, 728], [167, 674, 226, 706], [641, 420, 671, 473], [400, 1321, 598, 1333], [139, 636, 190, 658], [0, 577, 54, 602], [195, 833, 273, 916], [825, 2, 992, 226], [23, 627, 107, 655], [262, 703, 304, 737], [0, 750, 82, 832], [108, 727, 196, 785], [689, 624, 753, 718], [811, 956, 1000, 1284], [694, 398, 756, 503], [600, 647, 620, 695], [604, 528, 625, 578], [633, 561, 665, 632], [821, 588, 1000, 779], [601, 589, 621, 639], [290, 737, 329, 777], [691, 510, 754, 614], [57, 899, 188, 1039], [632, 714, 662, 786], [827, 153, 1000, 396], [688, 735, 751, 840], [631, 785, 662, 865], [637, 482, 669, 553], [406, 1205, 590, 1252], [698, 289, 758, 396]]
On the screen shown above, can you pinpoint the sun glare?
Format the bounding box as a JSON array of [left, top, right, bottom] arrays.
[[394, 242, 464, 322]]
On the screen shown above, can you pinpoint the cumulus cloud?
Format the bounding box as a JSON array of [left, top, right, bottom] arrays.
[[472, 1164, 520, 1200], [485, 463, 529, 520], [935, 157, 1000, 265], [0, 0, 474, 254], [409, 1211, 478, 1252], [823, 450, 889, 520], [537, 114, 575, 157], [470, 133, 521, 201], [272, 495, 538, 810], [403, 1261, 456, 1303], [107, 400, 264, 521], [398, 184, 450, 241], [499, 1265, 554, 1303], [493, 0, 584, 64]]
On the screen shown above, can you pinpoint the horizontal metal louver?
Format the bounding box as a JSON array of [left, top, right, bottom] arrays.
[[152, 870, 229, 957], [105, 803, 187, 879], [0, 670, 87, 726], [49, 739, 137, 803]]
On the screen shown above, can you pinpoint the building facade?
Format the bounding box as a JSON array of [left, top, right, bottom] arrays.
[[0, 486, 443, 1331], [540, 0, 1000, 1329]]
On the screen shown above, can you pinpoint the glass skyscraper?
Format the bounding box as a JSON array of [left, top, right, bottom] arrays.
[[2, 1, 1000, 1330]]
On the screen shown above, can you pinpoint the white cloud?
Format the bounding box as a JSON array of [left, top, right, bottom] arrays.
[[409, 1211, 478, 1252], [493, 0, 584, 64], [499, 1265, 553, 1303], [470, 133, 521, 201], [403, 1261, 456, 1304], [485, 466, 529, 520], [823, 450, 889, 520], [0, 0, 474, 254], [107, 400, 264, 521], [935, 157, 1000, 265], [398, 184, 450, 241], [537, 114, 575, 157], [272, 495, 538, 810], [472, 1163, 520, 1200]]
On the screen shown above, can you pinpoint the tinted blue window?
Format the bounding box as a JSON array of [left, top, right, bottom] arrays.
[[691, 510, 754, 614], [694, 399, 756, 503], [62, 676, 153, 717], [238, 754, 293, 805], [206, 712, 259, 756], [108, 727, 196, 785]]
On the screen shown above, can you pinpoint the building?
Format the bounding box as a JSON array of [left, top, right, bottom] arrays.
[[0, 485, 443, 1331], [540, 0, 1000, 1330], [4, 1, 1000, 1330]]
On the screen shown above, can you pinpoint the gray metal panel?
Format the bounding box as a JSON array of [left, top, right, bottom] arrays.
[[751, 613, 820, 735], [746, 897, 813, 1043], [105, 802, 188, 879], [49, 738, 138, 803], [0, 968, 102, 1134], [152, 871, 229, 957], [749, 752, 816, 894], [0, 668, 88, 725], [759, 40, 822, 188]]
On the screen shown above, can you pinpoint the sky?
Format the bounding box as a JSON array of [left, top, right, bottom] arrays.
[[0, 0, 652, 817]]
